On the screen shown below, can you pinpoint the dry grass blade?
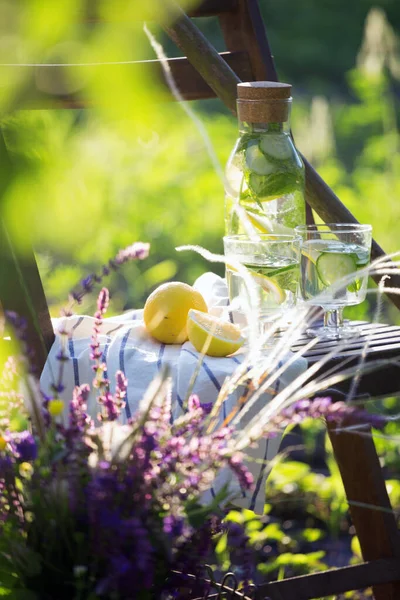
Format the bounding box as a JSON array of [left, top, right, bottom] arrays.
[[182, 321, 218, 410], [143, 23, 223, 180]]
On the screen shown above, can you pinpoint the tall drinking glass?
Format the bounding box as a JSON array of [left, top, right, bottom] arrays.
[[223, 234, 300, 339], [295, 224, 372, 339]]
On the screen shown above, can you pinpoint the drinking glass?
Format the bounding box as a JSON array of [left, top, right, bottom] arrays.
[[223, 234, 301, 339], [295, 224, 372, 339]]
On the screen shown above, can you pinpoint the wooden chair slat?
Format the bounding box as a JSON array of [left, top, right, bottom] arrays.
[[287, 321, 400, 398], [291, 336, 400, 355], [256, 557, 400, 600], [2, 51, 253, 110], [289, 321, 400, 348], [301, 345, 400, 361]]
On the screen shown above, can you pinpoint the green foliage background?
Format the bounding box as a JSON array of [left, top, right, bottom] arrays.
[[1, 1, 399, 324], [1, 3, 400, 594]]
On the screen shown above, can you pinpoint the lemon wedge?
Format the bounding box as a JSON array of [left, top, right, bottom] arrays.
[[245, 209, 294, 236], [246, 211, 274, 233], [187, 309, 244, 357], [227, 264, 286, 305], [250, 271, 286, 304]]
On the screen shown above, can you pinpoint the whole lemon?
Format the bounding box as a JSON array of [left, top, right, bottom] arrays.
[[143, 282, 207, 344]]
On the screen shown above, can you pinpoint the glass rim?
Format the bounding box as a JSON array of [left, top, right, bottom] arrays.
[[223, 233, 301, 244], [294, 223, 372, 234]]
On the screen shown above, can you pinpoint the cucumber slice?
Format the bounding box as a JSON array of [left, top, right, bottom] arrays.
[[260, 133, 293, 161], [316, 252, 357, 286], [245, 142, 275, 175]]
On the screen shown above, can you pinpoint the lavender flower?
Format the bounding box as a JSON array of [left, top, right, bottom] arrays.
[[163, 514, 185, 537], [115, 371, 127, 403], [262, 397, 387, 438], [9, 431, 37, 462], [114, 242, 150, 265], [70, 242, 149, 305], [68, 384, 92, 436], [227, 453, 254, 490], [4, 312, 37, 375], [91, 287, 109, 366]]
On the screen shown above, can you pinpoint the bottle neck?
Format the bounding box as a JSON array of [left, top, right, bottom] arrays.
[[238, 120, 290, 134]]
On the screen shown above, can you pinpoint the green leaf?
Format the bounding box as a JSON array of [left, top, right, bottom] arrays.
[[224, 510, 244, 524], [300, 528, 325, 543], [267, 461, 311, 492], [351, 535, 362, 559], [215, 532, 227, 555], [258, 551, 327, 575], [186, 485, 228, 529]]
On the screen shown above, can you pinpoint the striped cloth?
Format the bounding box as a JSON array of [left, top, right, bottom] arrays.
[[40, 273, 307, 513]]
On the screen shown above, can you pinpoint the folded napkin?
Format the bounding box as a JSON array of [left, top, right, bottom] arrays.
[[41, 273, 307, 513]]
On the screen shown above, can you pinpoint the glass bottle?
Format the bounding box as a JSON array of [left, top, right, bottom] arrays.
[[225, 82, 306, 235]]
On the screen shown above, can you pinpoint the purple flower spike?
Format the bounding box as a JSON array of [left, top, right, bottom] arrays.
[[99, 391, 119, 422], [263, 397, 388, 438], [68, 242, 150, 307], [163, 515, 184, 537], [97, 288, 109, 316], [115, 242, 150, 265], [200, 402, 213, 415], [69, 384, 91, 432], [188, 395, 201, 411], [228, 453, 254, 490], [10, 431, 37, 462], [114, 371, 127, 416]]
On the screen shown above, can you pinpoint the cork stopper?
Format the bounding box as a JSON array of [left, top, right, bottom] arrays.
[[237, 81, 292, 123]]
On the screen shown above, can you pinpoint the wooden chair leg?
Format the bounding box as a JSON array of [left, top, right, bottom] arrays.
[[0, 130, 54, 373], [327, 419, 400, 600]]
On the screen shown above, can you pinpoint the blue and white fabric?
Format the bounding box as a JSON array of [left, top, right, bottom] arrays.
[[41, 272, 307, 513]]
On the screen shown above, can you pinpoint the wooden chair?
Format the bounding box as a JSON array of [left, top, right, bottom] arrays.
[[1, 1, 400, 597]]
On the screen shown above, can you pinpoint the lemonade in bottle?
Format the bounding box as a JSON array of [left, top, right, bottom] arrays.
[[225, 82, 305, 235]]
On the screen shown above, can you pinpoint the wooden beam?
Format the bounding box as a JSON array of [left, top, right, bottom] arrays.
[[189, 0, 238, 17], [83, 0, 237, 23], [218, 0, 278, 81], [163, 3, 241, 114]]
